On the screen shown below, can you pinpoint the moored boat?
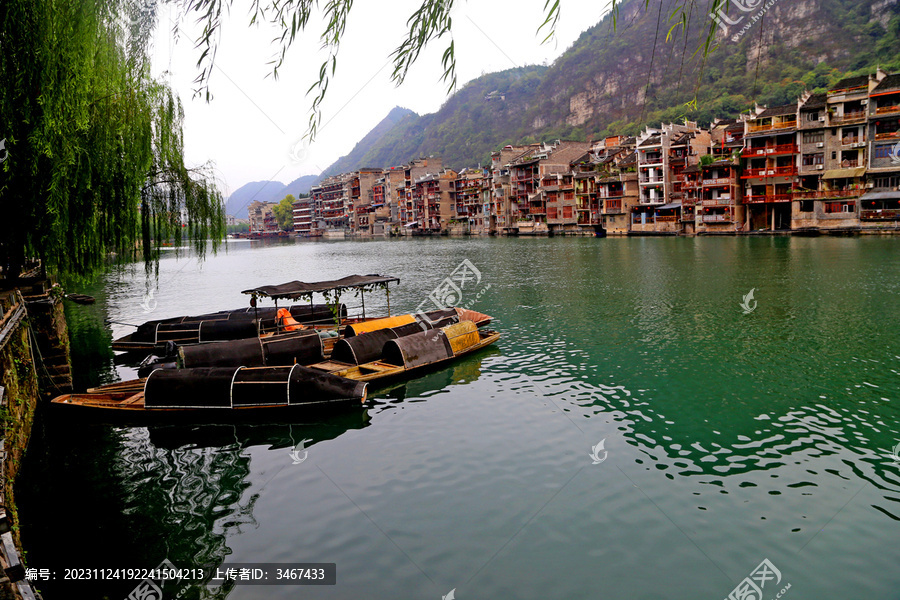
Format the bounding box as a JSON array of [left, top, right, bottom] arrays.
[[51, 365, 368, 423], [132, 307, 481, 377], [71, 313, 501, 421], [111, 303, 343, 352], [308, 320, 501, 384], [112, 274, 401, 353]]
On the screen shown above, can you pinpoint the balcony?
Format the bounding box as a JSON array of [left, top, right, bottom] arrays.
[[830, 111, 867, 125], [702, 177, 734, 186], [748, 119, 797, 133], [861, 209, 900, 220], [699, 214, 732, 223], [793, 189, 863, 200], [741, 166, 797, 178], [874, 131, 900, 141], [875, 105, 900, 116], [741, 144, 798, 157], [744, 193, 793, 203]]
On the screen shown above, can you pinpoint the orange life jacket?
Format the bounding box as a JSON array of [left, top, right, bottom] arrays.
[[276, 308, 304, 331]]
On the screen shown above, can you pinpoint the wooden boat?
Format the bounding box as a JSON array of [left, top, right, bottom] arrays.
[[64, 293, 96, 305], [50, 365, 368, 423], [60, 317, 500, 421], [111, 303, 347, 353], [111, 274, 401, 353], [131, 307, 485, 377], [307, 320, 501, 384]]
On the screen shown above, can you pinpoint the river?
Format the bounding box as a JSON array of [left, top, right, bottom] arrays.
[[16, 236, 900, 599]]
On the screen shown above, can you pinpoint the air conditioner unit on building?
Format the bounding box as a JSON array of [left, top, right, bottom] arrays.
[[816, 142, 824, 148], [861, 99, 868, 105], [865, 182, 874, 188], [819, 116, 826, 122], [816, 164, 824, 170]]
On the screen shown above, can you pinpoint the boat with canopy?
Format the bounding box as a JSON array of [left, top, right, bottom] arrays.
[[53, 314, 500, 421], [111, 274, 401, 353]]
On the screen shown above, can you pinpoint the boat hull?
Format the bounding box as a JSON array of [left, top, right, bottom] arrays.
[[51, 365, 367, 424], [49, 396, 363, 425]]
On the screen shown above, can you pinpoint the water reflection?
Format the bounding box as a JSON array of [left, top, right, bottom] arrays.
[[370, 346, 501, 408], [20, 238, 900, 599], [18, 410, 369, 599], [63, 294, 118, 391]]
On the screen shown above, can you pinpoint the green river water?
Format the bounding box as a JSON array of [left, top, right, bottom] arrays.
[[15, 236, 900, 599]]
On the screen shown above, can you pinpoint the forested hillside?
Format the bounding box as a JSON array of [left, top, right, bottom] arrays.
[[319, 0, 900, 175]]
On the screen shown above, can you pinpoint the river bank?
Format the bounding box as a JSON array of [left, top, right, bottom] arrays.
[[0, 279, 72, 600]]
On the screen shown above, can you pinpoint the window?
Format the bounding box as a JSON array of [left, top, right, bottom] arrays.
[[874, 145, 894, 159], [831, 152, 837, 160], [802, 153, 824, 166], [799, 200, 814, 212], [802, 131, 824, 144], [805, 111, 820, 122], [873, 175, 900, 188], [825, 202, 855, 214]]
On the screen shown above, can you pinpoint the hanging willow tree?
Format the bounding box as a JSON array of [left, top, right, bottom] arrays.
[[0, 0, 224, 279]]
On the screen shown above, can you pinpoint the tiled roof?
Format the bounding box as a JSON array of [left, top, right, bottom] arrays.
[[872, 73, 900, 94], [569, 151, 593, 166], [829, 75, 869, 92], [757, 104, 796, 118], [618, 151, 638, 166], [801, 93, 827, 110], [682, 164, 701, 174], [506, 141, 590, 167], [639, 135, 661, 147], [599, 152, 620, 165], [704, 159, 734, 168], [547, 142, 593, 165], [508, 150, 540, 166]]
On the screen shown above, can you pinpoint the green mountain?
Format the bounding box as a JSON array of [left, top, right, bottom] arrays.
[[226, 175, 319, 218], [323, 106, 418, 175], [321, 0, 900, 175]]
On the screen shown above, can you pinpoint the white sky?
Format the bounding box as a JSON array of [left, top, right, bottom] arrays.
[[150, 1, 613, 198]]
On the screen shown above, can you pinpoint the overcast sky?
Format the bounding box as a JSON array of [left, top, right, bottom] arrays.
[[150, 1, 613, 199]]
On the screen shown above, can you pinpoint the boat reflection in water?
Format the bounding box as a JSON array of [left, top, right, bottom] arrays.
[[143, 411, 371, 598], [369, 345, 501, 409], [22, 339, 497, 599], [20, 411, 369, 600]]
